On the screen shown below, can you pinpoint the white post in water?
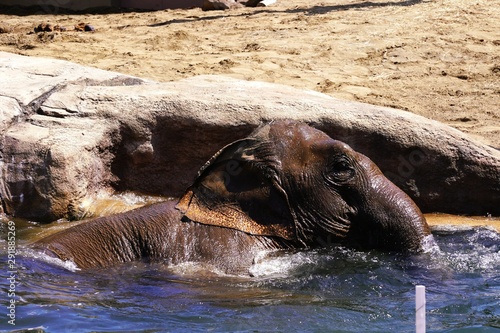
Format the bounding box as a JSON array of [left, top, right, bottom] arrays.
[[416, 285, 426, 333]]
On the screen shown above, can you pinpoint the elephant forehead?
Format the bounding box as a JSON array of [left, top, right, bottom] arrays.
[[268, 121, 330, 149], [267, 121, 346, 168]]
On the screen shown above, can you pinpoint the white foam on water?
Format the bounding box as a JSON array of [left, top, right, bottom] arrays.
[[168, 261, 229, 277], [449, 227, 500, 272], [430, 226, 500, 273], [23, 249, 81, 272], [421, 234, 441, 255], [248, 250, 314, 278]]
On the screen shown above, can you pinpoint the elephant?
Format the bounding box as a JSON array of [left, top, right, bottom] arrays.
[[33, 120, 432, 275]]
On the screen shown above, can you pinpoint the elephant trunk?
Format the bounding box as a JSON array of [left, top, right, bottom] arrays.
[[351, 172, 432, 252]]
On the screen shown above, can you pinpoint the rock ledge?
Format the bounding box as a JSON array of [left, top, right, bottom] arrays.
[[1, 52, 499, 221]]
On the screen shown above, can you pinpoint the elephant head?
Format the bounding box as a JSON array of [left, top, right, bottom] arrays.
[[177, 120, 431, 252]]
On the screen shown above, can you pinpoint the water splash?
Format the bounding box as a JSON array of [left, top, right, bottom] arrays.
[[249, 250, 315, 278], [439, 227, 500, 273], [77, 190, 166, 219], [422, 234, 441, 254], [22, 248, 80, 272], [168, 261, 228, 277], [3, 225, 499, 333]]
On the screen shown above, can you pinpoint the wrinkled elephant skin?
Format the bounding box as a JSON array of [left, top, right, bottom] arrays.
[[34, 121, 431, 274]]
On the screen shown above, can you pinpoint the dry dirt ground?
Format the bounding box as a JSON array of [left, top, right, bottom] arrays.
[[1, 0, 499, 148]]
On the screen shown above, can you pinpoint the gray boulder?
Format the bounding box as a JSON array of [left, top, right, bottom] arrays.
[[0, 52, 499, 221], [202, 0, 275, 10], [202, 0, 243, 10]]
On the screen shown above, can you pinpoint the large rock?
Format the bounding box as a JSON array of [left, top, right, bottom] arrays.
[[203, 0, 243, 10], [0, 52, 146, 220], [0, 52, 499, 221], [202, 0, 275, 10]]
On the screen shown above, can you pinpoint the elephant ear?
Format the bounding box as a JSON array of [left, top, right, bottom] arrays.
[[176, 138, 297, 240]]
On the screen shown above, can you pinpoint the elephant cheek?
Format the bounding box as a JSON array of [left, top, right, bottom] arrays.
[[293, 191, 354, 242]]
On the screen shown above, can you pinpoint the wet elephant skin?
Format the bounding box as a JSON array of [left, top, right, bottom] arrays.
[[34, 120, 431, 274]]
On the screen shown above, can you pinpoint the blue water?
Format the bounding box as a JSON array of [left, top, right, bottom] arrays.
[[1, 221, 499, 333]]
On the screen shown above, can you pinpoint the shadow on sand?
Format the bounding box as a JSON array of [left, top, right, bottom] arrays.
[[0, 0, 424, 19], [148, 0, 424, 27]]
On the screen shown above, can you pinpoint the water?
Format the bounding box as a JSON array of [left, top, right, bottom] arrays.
[[1, 218, 499, 333]]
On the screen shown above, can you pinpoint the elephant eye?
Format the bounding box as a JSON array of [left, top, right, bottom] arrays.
[[326, 158, 355, 183]]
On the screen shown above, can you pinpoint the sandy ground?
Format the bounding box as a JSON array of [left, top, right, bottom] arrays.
[[0, 0, 499, 148]]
